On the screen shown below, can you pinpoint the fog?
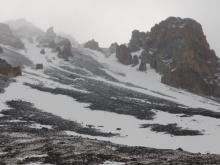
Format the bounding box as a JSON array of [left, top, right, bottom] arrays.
[[1, 0, 220, 56]]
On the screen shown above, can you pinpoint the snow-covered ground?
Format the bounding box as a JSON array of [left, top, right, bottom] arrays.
[[1, 74, 220, 154]]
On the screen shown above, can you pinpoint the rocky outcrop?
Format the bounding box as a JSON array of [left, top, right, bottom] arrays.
[[109, 42, 118, 54], [0, 23, 24, 49], [84, 39, 101, 51], [122, 17, 220, 97], [40, 48, 45, 54], [116, 44, 132, 65], [131, 55, 139, 66], [0, 46, 3, 53], [57, 39, 73, 60], [129, 30, 146, 52], [0, 58, 21, 77], [38, 27, 73, 60]]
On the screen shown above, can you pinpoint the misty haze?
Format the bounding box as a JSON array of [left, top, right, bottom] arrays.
[[0, 0, 220, 164]]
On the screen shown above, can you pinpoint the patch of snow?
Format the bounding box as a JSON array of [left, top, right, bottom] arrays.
[[101, 161, 125, 165], [29, 123, 53, 129], [131, 48, 144, 58]]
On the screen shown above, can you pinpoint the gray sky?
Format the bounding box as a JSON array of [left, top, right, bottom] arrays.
[[1, 0, 220, 56]]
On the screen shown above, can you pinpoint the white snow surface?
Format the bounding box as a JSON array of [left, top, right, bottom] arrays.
[[1, 74, 220, 154]]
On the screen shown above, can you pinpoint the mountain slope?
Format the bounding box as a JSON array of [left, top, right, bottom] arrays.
[[1, 18, 220, 164]]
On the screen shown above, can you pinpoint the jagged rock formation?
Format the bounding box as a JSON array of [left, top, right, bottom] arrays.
[[39, 27, 73, 60], [116, 44, 132, 65], [0, 23, 24, 49], [118, 17, 220, 97], [129, 30, 146, 52], [84, 39, 102, 51], [0, 58, 21, 77]]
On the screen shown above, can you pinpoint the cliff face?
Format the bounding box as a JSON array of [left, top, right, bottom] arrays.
[[116, 17, 220, 97], [0, 23, 24, 49]]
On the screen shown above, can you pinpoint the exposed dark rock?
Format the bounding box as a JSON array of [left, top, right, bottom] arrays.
[[116, 44, 132, 65], [0, 58, 21, 77], [36, 64, 43, 70], [40, 48, 45, 54], [57, 39, 73, 60], [129, 30, 146, 52], [109, 42, 118, 54], [38, 27, 73, 60], [0, 46, 3, 53], [131, 55, 139, 66], [140, 123, 203, 136], [84, 39, 101, 51], [139, 60, 147, 71], [126, 17, 220, 97], [0, 23, 24, 49]]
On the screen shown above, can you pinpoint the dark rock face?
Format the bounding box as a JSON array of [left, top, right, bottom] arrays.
[[0, 46, 3, 53], [131, 55, 139, 66], [57, 39, 73, 60], [139, 60, 147, 71], [109, 42, 118, 54], [0, 23, 24, 49], [125, 17, 220, 97], [129, 30, 147, 52], [84, 39, 101, 51], [116, 45, 132, 65], [0, 58, 21, 77], [38, 27, 73, 60]]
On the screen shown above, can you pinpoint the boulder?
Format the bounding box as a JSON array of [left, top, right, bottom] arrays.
[[36, 64, 43, 70], [0, 59, 22, 77], [40, 48, 45, 54], [116, 44, 132, 65]]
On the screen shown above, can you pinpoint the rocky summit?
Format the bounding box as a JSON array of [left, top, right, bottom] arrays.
[[116, 17, 220, 97]]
